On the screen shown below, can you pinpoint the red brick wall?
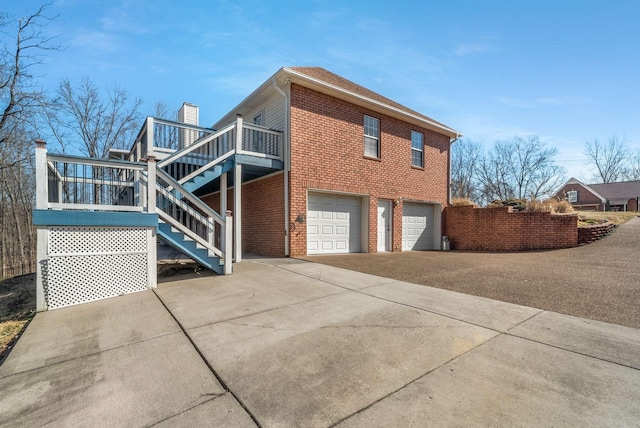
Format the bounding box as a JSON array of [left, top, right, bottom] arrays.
[[289, 84, 450, 256], [443, 205, 578, 251], [201, 172, 285, 257]]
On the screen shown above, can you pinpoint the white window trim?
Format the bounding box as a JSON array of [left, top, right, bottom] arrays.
[[411, 130, 424, 168], [364, 115, 380, 158], [567, 190, 577, 203]]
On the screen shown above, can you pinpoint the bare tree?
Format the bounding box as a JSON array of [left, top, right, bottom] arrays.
[[0, 4, 58, 277], [477, 136, 565, 203], [450, 138, 481, 201], [153, 100, 178, 149], [584, 136, 629, 183], [0, 4, 57, 164], [52, 77, 142, 158], [624, 151, 640, 181]]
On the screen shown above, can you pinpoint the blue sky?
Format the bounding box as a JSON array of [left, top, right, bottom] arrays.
[[6, 0, 640, 180]]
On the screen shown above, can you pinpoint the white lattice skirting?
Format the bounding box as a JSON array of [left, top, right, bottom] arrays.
[[44, 226, 150, 309]]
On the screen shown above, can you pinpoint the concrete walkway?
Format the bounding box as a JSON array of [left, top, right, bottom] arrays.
[[1, 260, 639, 427]]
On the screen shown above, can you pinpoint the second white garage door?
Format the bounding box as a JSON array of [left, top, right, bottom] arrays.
[[402, 203, 434, 250], [307, 193, 362, 255]]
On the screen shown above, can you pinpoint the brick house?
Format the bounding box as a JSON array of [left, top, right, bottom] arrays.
[[556, 177, 640, 212], [33, 66, 459, 309], [198, 67, 461, 257]]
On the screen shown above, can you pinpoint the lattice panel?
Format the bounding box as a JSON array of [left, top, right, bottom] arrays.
[[45, 227, 149, 309], [48, 227, 146, 255]]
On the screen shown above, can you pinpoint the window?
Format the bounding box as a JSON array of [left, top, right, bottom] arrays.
[[364, 115, 380, 158], [567, 190, 577, 203], [411, 131, 424, 168]]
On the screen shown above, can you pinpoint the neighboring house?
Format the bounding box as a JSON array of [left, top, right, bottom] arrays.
[[556, 177, 640, 211], [33, 66, 460, 311], [198, 66, 461, 257]]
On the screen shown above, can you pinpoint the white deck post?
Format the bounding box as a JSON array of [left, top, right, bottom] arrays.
[[234, 114, 243, 262], [145, 116, 154, 159], [235, 113, 243, 153], [220, 172, 227, 216], [220, 171, 228, 258], [224, 210, 233, 274], [146, 155, 157, 214], [34, 140, 48, 311], [145, 154, 157, 288], [233, 164, 242, 262]]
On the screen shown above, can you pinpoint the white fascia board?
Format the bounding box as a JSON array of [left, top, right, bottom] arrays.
[[213, 70, 282, 129], [561, 177, 607, 203], [214, 67, 461, 138], [281, 67, 461, 138]]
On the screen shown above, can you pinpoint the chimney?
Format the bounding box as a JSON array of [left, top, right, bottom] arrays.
[[178, 102, 199, 149]]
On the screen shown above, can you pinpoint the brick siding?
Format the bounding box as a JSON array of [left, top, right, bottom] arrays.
[[443, 205, 578, 251], [289, 83, 450, 256], [201, 172, 285, 257]]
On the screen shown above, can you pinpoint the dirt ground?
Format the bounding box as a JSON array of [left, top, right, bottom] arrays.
[[0, 274, 35, 362], [304, 217, 640, 329]]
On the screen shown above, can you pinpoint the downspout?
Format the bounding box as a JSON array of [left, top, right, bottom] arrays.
[[273, 76, 290, 256], [448, 134, 460, 207]]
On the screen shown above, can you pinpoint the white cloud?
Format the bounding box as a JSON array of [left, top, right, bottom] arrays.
[[455, 42, 491, 56], [498, 96, 533, 108], [70, 29, 121, 54]]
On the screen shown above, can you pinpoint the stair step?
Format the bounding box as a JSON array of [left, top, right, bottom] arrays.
[[182, 159, 234, 193], [157, 222, 223, 274]]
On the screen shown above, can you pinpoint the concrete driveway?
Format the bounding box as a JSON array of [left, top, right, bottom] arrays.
[[1, 260, 639, 426]]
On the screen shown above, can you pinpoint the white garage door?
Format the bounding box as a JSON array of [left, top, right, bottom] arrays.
[[402, 203, 434, 250], [307, 193, 362, 255]]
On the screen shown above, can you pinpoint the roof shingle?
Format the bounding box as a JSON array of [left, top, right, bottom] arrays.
[[288, 67, 453, 131]]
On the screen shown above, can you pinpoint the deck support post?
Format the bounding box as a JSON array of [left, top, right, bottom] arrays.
[[145, 155, 157, 288], [224, 210, 233, 274], [34, 140, 48, 311], [220, 172, 227, 219], [233, 163, 242, 262], [233, 114, 243, 262]]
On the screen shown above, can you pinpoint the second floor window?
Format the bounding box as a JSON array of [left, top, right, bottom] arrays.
[[364, 115, 380, 158], [567, 190, 577, 202], [411, 131, 424, 168]]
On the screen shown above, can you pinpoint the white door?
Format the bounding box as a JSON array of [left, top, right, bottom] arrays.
[[402, 203, 434, 250], [307, 193, 362, 255], [377, 200, 392, 252]]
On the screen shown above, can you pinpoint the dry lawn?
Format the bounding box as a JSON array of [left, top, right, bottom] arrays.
[[577, 211, 638, 226], [0, 273, 35, 363]]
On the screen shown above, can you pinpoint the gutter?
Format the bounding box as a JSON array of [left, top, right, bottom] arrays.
[[272, 76, 290, 256]]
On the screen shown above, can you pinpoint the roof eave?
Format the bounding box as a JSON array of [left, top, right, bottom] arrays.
[[280, 67, 461, 138]]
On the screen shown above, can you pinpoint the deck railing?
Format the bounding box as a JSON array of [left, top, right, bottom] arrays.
[[155, 168, 226, 259], [128, 117, 217, 163], [45, 153, 147, 211], [35, 142, 232, 274], [128, 115, 283, 173]]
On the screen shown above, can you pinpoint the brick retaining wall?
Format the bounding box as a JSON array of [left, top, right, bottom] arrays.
[[443, 205, 578, 251], [578, 222, 615, 245]]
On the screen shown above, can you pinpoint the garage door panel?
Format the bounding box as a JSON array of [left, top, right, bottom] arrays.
[[402, 203, 434, 251], [307, 193, 362, 255]]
